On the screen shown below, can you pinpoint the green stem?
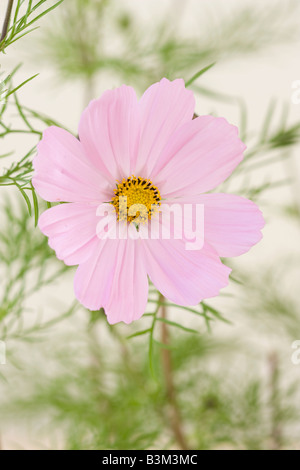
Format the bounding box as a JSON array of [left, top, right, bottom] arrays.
[[159, 293, 190, 450]]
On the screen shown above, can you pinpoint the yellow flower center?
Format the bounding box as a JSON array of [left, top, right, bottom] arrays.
[[111, 176, 161, 223]]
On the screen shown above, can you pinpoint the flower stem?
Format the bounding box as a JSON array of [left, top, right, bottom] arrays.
[[159, 293, 190, 450], [0, 0, 14, 43]]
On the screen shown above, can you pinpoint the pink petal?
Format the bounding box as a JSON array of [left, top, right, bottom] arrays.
[[168, 193, 265, 257], [142, 238, 231, 306], [78, 85, 140, 181], [33, 126, 111, 203], [74, 239, 149, 325], [152, 116, 246, 197], [38, 202, 104, 265], [134, 78, 195, 175], [199, 193, 265, 257]]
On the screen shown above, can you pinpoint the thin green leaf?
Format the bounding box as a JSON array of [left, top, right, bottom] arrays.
[[157, 317, 199, 334], [201, 302, 231, 325], [5, 73, 39, 99], [153, 339, 176, 350], [127, 328, 151, 339], [185, 62, 216, 87]]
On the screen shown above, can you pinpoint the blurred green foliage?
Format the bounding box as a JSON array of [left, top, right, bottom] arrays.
[[35, 0, 300, 92], [0, 0, 300, 450]]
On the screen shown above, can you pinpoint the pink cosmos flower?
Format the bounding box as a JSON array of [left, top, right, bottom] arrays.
[[32, 78, 264, 324]]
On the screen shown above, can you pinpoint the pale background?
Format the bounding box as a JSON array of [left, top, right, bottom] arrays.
[[0, 0, 300, 449]]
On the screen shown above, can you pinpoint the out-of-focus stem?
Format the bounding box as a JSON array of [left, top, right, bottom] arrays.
[[0, 0, 14, 43], [268, 351, 282, 450], [84, 74, 95, 107], [160, 293, 190, 450]]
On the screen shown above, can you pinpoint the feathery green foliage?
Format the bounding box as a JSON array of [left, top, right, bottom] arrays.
[[0, 0, 300, 450]]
